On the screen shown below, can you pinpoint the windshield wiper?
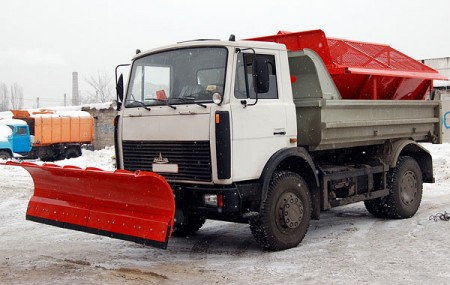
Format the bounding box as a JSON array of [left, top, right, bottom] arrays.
[[176, 96, 207, 108], [125, 100, 151, 111], [145, 98, 177, 110]]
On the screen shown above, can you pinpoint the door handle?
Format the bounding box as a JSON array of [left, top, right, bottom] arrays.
[[273, 131, 286, 135]]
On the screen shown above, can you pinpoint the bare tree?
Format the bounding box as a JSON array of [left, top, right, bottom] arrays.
[[10, 83, 24, 109], [84, 71, 114, 103], [0, 83, 9, 111]]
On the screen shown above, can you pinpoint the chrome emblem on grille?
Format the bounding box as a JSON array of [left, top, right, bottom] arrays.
[[153, 153, 169, 164]]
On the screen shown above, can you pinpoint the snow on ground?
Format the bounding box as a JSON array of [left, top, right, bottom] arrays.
[[1, 144, 450, 284]]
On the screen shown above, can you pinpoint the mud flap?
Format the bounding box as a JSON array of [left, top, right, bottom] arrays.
[[5, 161, 175, 249]]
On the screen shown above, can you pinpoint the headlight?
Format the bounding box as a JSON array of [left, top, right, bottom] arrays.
[[204, 194, 218, 207], [203, 194, 224, 208], [212, 93, 223, 105]]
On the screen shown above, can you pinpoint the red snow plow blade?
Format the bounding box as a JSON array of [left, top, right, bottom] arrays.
[[6, 161, 175, 249]]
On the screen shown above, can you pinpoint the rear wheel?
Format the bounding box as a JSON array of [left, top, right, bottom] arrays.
[[0, 150, 11, 160], [40, 156, 55, 162], [364, 198, 386, 218], [63, 147, 81, 159], [172, 215, 205, 237], [383, 156, 423, 218], [250, 171, 311, 251]]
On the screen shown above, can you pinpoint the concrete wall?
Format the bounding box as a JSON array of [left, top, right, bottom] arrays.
[[82, 104, 116, 150]]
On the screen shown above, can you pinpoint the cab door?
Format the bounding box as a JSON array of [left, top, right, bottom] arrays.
[[230, 50, 288, 182], [12, 126, 32, 153]]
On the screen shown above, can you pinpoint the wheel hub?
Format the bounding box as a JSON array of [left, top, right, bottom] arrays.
[[278, 193, 303, 229], [400, 170, 417, 205]]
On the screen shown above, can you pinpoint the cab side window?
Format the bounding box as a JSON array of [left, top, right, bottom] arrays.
[[235, 53, 278, 100], [15, 126, 28, 135]]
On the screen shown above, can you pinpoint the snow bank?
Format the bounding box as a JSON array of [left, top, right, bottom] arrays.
[[0, 111, 13, 119], [48, 146, 116, 170], [82, 102, 113, 110]]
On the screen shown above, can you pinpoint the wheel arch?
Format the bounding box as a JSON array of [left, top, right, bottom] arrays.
[[259, 147, 320, 219], [382, 140, 433, 183]]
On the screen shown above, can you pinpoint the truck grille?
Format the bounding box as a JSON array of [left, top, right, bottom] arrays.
[[122, 140, 212, 182]]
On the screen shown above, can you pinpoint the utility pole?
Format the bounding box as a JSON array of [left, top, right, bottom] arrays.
[[36, 97, 39, 108], [64, 93, 67, 106]]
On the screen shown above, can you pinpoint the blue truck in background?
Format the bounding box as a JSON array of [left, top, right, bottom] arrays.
[[0, 119, 32, 159]]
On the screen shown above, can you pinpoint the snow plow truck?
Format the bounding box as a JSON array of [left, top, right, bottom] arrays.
[[5, 29, 449, 251]]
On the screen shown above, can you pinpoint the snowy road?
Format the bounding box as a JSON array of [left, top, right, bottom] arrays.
[[1, 145, 450, 284]]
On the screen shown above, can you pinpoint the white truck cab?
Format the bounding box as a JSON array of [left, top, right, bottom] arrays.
[[116, 40, 297, 185]]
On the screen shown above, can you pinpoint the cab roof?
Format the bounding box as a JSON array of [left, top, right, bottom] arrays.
[[133, 39, 286, 60]]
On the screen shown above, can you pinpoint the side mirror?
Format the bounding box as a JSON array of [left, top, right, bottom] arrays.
[[116, 74, 124, 102], [252, 57, 270, 94]]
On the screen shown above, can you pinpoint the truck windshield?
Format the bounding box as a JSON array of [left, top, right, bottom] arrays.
[[125, 47, 227, 108]]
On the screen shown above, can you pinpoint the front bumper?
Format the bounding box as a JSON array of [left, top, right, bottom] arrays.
[[170, 182, 261, 223]]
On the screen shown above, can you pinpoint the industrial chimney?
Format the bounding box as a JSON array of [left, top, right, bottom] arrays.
[[72, 72, 79, 106]]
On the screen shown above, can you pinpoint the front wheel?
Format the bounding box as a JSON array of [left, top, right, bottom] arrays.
[[250, 171, 311, 251], [0, 150, 11, 160], [172, 215, 205, 237]]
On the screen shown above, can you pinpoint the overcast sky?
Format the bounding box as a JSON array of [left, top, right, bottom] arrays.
[[1, 0, 449, 108]]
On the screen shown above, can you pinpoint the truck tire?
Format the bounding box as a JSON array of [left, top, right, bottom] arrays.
[[172, 216, 205, 237], [383, 156, 423, 219], [40, 156, 56, 162], [0, 151, 11, 160], [64, 148, 81, 159], [250, 171, 311, 251], [364, 198, 386, 218]]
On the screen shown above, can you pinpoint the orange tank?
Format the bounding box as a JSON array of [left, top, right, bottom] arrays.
[[11, 109, 94, 146]]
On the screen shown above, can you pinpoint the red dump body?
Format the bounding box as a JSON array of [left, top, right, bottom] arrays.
[[248, 30, 447, 100]]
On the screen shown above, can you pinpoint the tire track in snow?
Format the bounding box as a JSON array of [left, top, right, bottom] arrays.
[[189, 233, 220, 259]]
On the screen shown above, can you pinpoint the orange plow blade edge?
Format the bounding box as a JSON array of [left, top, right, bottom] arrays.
[[5, 161, 175, 249]]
